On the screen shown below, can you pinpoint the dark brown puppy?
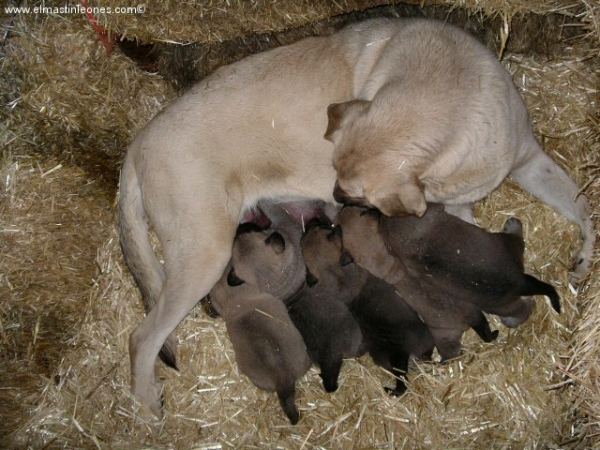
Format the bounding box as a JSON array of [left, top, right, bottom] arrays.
[[378, 204, 560, 322], [336, 205, 560, 360], [304, 223, 435, 395], [351, 274, 435, 395], [295, 222, 366, 392], [207, 226, 311, 425]]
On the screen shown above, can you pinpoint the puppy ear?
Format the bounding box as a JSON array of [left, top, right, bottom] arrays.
[[324, 100, 371, 141], [305, 217, 332, 231], [339, 249, 354, 266], [236, 222, 265, 236], [227, 267, 245, 286], [327, 224, 343, 242], [306, 269, 319, 287], [265, 231, 286, 254]]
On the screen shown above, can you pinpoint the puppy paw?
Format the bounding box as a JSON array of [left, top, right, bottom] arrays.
[[384, 385, 407, 397]]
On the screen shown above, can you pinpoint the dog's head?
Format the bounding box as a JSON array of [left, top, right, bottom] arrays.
[[230, 224, 305, 299], [325, 100, 427, 218], [301, 222, 367, 302]]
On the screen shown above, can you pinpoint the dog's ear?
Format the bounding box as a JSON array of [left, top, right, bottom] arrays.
[[339, 249, 354, 266], [375, 181, 427, 218], [324, 100, 371, 141], [306, 269, 319, 287], [360, 207, 382, 218], [227, 267, 245, 286], [265, 231, 286, 254]]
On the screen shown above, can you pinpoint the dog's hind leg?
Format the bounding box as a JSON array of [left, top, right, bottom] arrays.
[[444, 203, 475, 224], [428, 327, 464, 362], [469, 310, 499, 343], [510, 144, 594, 282], [319, 357, 344, 393], [499, 297, 534, 328], [385, 351, 409, 396], [277, 385, 300, 425], [129, 221, 235, 420]]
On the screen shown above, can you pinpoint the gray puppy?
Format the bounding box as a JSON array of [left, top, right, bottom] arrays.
[[207, 225, 311, 425], [336, 205, 560, 360]]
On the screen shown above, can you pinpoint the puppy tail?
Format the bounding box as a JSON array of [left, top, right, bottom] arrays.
[[119, 159, 178, 369], [521, 274, 561, 314]]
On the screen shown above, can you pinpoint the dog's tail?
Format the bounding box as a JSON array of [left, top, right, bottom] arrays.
[[118, 158, 178, 369]]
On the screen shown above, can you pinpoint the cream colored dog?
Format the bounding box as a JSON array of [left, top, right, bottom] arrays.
[[119, 17, 593, 419]]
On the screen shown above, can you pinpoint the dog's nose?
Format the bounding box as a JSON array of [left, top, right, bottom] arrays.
[[333, 181, 348, 204]]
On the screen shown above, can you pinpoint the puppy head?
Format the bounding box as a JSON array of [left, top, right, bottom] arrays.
[[231, 225, 305, 299], [301, 223, 363, 293], [335, 206, 398, 281], [326, 100, 427, 217]]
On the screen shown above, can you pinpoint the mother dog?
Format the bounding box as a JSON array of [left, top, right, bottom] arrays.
[[119, 17, 593, 419]]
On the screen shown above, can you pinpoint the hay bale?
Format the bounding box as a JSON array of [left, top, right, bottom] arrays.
[[0, 0, 598, 448]]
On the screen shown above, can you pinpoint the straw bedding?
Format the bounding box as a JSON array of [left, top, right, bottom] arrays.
[[1, 0, 598, 448]]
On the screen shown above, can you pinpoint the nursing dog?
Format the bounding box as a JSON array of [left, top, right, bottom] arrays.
[[336, 205, 560, 360], [119, 17, 591, 418]]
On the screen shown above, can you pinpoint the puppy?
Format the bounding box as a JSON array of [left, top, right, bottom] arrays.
[[336, 205, 560, 360], [119, 18, 590, 417], [351, 274, 436, 395], [206, 228, 311, 425], [293, 222, 365, 393], [304, 222, 435, 395]]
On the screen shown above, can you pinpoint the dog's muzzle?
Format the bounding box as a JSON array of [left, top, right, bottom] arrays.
[[333, 181, 372, 208]]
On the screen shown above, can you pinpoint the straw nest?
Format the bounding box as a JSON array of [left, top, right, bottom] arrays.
[[1, 0, 599, 448]]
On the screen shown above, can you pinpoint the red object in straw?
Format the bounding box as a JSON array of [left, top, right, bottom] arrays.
[[80, 0, 116, 54]]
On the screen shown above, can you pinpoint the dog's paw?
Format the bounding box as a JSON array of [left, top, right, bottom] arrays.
[[568, 255, 591, 288]]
